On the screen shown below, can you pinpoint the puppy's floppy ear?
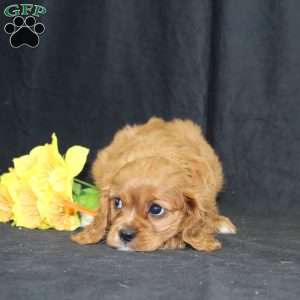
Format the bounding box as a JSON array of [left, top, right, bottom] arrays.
[[71, 189, 110, 245], [181, 190, 221, 252]]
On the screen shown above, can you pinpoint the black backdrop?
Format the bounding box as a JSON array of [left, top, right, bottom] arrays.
[[1, 0, 300, 216]]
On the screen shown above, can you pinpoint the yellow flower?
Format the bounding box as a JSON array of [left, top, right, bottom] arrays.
[[29, 134, 89, 230], [38, 191, 80, 231], [0, 133, 89, 231], [0, 179, 13, 223], [1, 171, 44, 228]]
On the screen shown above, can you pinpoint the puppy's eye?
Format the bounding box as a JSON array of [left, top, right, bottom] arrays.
[[114, 197, 123, 209], [149, 204, 165, 217]]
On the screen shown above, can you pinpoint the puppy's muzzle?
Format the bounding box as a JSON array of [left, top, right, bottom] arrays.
[[119, 228, 137, 243]]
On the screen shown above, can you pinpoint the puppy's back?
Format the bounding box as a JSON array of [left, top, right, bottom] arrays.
[[92, 117, 223, 193]]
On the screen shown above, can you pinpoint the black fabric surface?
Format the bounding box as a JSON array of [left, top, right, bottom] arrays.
[[1, 216, 299, 300], [1, 0, 300, 215], [1, 1, 300, 299]]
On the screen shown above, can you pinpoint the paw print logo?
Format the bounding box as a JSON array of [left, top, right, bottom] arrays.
[[4, 16, 45, 48]]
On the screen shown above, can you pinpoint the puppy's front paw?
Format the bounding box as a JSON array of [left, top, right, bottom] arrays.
[[194, 237, 222, 252], [71, 231, 93, 245], [71, 227, 103, 245], [161, 237, 186, 250]]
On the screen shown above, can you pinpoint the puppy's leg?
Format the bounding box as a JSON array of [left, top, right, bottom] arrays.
[[193, 237, 221, 252], [184, 232, 222, 252], [184, 215, 236, 251], [182, 216, 222, 252], [71, 189, 111, 245], [71, 212, 105, 245], [160, 236, 186, 250], [215, 216, 237, 234]]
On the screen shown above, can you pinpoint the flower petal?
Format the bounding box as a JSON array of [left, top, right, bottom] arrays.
[[0, 183, 13, 222], [65, 146, 89, 177]]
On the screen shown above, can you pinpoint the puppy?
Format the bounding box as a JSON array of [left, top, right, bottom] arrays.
[[71, 117, 236, 251]]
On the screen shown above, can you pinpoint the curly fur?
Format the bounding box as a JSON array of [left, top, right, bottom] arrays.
[[71, 117, 236, 251]]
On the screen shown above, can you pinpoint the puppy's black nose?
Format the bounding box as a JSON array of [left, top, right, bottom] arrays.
[[119, 228, 137, 243]]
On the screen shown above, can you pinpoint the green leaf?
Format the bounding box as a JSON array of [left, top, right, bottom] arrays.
[[77, 192, 100, 210], [72, 183, 101, 210], [72, 193, 79, 202], [82, 187, 100, 195], [72, 182, 82, 196]]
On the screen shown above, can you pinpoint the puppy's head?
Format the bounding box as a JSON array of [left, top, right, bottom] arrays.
[[71, 156, 212, 251], [105, 157, 189, 251]]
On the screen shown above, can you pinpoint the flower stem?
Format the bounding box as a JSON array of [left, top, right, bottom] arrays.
[[74, 178, 96, 189]]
